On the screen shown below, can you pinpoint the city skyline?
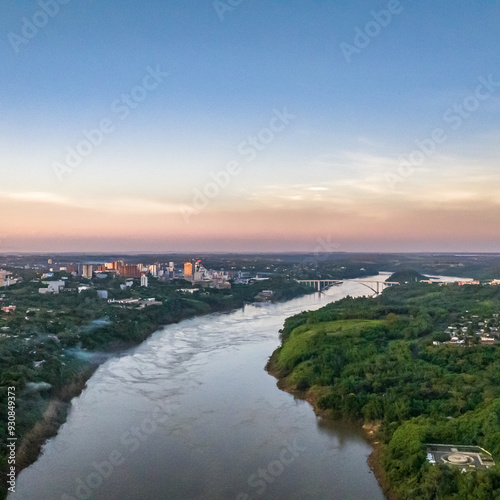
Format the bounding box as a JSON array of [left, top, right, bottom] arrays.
[[2, 1, 500, 253]]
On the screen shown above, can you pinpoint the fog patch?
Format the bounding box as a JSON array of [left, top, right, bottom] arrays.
[[82, 317, 112, 333], [66, 348, 112, 363], [25, 382, 52, 392]]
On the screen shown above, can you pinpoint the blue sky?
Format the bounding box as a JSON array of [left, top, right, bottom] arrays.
[[1, 0, 500, 252]]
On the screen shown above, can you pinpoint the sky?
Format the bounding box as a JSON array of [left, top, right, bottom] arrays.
[[1, 0, 500, 253]]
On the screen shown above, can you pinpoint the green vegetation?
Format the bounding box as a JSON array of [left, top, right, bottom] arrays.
[[0, 271, 312, 499], [270, 283, 500, 499], [388, 269, 427, 284]]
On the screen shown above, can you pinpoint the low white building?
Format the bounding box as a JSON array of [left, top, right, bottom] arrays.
[[45, 280, 65, 293], [38, 280, 65, 294]]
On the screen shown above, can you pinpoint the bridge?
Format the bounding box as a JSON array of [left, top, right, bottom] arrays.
[[297, 279, 400, 295]]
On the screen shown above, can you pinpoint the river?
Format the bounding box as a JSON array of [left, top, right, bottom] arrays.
[[12, 273, 424, 500]]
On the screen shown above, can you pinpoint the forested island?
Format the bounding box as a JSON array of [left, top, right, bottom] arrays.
[[0, 270, 312, 499], [387, 269, 428, 284], [268, 282, 500, 499]]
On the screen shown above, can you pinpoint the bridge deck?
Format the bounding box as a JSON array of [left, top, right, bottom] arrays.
[[296, 279, 400, 294]]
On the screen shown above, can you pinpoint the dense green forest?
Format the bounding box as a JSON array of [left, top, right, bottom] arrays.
[[269, 283, 500, 499], [388, 269, 428, 283], [0, 273, 312, 499]]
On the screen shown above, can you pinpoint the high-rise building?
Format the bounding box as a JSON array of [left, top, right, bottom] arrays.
[[167, 262, 175, 279], [82, 264, 93, 279], [193, 260, 207, 282], [184, 262, 193, 277], [67, 264, 78, 274], [119, 264, 141, 278], [141, 274, 149, 287]]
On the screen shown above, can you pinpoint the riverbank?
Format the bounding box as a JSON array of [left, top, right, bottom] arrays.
[[266, 350, 397, 500], [14, 368, 96, 473]]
